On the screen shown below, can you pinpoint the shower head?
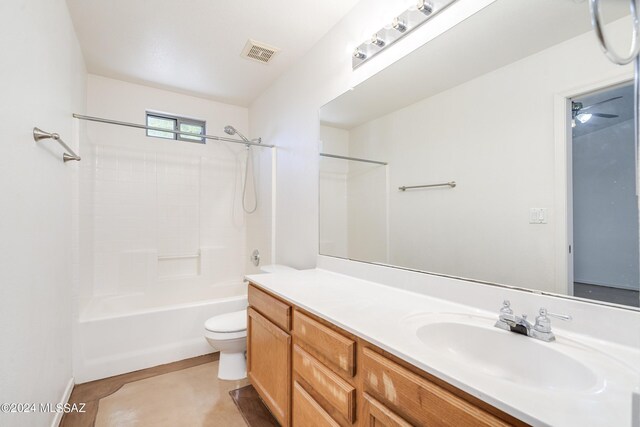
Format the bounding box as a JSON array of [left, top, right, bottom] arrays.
[[224, 125, 250, 143]]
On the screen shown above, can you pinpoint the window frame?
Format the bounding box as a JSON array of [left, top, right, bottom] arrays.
[[145, 111, 206, 144]]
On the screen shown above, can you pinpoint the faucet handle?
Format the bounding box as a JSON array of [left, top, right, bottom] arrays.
[[534, 308, 572, 333], [499, 300, 513, 315], [540, 308, 572, 321]]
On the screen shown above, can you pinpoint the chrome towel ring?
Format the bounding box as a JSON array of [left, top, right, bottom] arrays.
[[590, 0, 640, 65]]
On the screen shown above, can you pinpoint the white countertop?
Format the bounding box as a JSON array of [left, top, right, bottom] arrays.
[[246, 268, 640, 427]]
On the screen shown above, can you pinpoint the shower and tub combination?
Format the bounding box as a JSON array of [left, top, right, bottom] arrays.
[[73, 113, 274, 383], [76, 281, 248, 382]]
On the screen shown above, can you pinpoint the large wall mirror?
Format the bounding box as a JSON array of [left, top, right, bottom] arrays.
[[319, 0, 640, 309]]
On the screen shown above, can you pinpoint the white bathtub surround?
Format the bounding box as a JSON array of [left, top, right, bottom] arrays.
[[0, 1, 86, 427], [81, 75, 257, 298], [246, 266, 640, 427], [75, 283, 247, 383], [73, 76, 271, 381]]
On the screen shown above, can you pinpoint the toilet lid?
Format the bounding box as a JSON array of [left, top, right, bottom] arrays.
[[205, 309, 247, 333]]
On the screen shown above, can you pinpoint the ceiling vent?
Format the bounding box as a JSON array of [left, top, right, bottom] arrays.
[[241, 39, 279, 64]]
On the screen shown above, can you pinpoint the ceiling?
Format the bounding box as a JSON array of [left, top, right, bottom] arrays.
[[320, 0, 630, 129], [65, 0, 361, 106]]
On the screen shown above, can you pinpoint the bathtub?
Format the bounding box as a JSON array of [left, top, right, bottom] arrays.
[[74, 282, 248, 383]]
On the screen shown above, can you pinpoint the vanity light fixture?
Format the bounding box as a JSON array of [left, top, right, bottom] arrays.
[[352, 0, 458, 69]]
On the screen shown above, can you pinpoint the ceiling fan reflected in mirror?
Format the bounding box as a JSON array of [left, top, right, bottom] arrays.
[[571, 96, 621, 128]]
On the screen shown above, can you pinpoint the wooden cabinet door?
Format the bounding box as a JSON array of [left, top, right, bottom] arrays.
[[248, 307, 291, 426], [362, 393, 413, 427]]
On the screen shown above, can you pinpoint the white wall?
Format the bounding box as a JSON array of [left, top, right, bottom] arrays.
[[0, 1, 86, 426], [573, 119, 639, 290], [80, 75, 257, 300], [250, 0, 495, 269]]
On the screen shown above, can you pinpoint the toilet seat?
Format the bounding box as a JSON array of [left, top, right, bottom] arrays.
[[204, 309, 247, 341], [204, 329, 246, 341], [205, 310, 247, 332]]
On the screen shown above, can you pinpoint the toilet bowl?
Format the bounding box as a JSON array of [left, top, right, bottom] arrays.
[[204, 309, 247, 380]]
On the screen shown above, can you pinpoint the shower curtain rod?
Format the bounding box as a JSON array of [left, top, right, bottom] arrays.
[[320, 152, 388, 165], [72, 114, 273, 148]]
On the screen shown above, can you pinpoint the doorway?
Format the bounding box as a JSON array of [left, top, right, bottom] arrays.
[[570, 83, 640, 307]]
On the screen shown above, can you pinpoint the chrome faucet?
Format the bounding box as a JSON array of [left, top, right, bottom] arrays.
[[494, 300, 571, 342]]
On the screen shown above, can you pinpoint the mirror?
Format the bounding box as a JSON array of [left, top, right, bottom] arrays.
[[319, 0, 640, 309]]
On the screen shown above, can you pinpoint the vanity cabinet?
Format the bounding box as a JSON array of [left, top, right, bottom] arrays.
[[247, 283, 527, 427], [361, 347, 509, 427], [247, 287, 292, 427]]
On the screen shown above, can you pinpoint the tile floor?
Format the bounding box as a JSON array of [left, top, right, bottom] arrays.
[[95, 361, 249, 427]]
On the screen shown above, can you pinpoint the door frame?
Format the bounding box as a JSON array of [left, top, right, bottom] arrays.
[[553, 73, 633, 297]]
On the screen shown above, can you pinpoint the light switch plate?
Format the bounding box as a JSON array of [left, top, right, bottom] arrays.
[[529, 208, 548, 224]]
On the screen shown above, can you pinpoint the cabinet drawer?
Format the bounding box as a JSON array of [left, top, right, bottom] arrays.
[[362, 393, 412, 427], [293, 345, 356, 423], [249, 284, 291, 331], [293, 381, 341, 427], [362, 348, 510, 427], [293, 310, 356, 377]]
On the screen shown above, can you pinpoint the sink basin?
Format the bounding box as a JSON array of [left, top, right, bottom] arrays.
[[409, 314, 600, 392]]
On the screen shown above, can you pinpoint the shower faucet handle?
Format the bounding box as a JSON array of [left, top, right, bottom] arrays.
[[250, 249, 260, 267]]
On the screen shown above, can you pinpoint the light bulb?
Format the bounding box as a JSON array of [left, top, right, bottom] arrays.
[[576, 113, 592, 124], [392, 17, 407, 33], [353, 49, 366, 60], [417, 0, 434, 15], [369, 34, 385, 47]]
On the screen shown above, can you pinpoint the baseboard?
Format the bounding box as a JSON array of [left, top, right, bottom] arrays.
[[51, 377, 74, 427]]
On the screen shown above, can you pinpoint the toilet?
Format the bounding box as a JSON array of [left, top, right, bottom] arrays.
[[204, 264, 296, 380], [204, 309, 248, 380]]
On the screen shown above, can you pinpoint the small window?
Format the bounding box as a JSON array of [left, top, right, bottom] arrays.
[[146, 112, 206, 143]]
